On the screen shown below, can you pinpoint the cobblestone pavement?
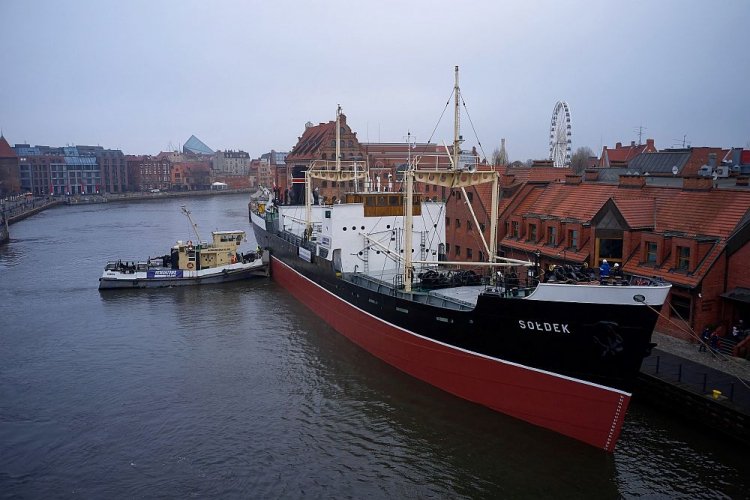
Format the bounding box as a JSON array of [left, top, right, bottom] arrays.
[[650, 331, 750, 383]]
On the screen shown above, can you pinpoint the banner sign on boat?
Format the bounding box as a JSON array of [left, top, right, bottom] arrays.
[[299, 247, 312, 262], [147, 270, 183, 279], [320, 236, 331, 248]]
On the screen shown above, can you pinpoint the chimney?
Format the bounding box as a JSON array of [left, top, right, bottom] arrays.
[[565, 174, 582, 185], [616, 142, 622, 149], [732, 148, 742, 166], [584, 168, 599, 181], [709, 153, 717, 169], [618, 174, 646, 189], [683, 175, 713, 191], [502, 173, 516, 187], [646, 138, 655, 149]]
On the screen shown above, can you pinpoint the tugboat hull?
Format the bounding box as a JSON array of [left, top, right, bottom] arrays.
[[98, 261, 267, 289]]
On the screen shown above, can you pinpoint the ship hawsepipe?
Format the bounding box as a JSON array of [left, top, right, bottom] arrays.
[[251, 210, 668, 451]]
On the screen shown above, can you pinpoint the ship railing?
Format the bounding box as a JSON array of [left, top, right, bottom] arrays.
[[345, 272, 475, 311]]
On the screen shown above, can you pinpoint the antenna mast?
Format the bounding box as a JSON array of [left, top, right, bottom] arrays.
[[452, 65, 462, 169], [181, 205, 202, 244]]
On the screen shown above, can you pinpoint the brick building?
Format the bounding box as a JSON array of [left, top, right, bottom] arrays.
[[0, 136, 21, 196], [126, 155, 172, 191], [285, 115, 366, 203], [599, 139, 656, 168], [445, 166, 573, 263]]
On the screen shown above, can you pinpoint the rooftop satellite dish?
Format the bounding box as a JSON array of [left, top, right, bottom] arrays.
[[671, 166, 678, 175]]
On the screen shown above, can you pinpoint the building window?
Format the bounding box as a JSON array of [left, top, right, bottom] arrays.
[[512, 221, 519, 238], [456, 219, 461, 229], [446, 243, 450, 254], [348, 140, 353, 148], [480, 222, 486, 233], [569, 230, 578, 249], [646, 242, 657, 263], [467, 191, 473, 202], [479, 251, 485, 261], [529, 224, 537, 242], [467, 220, 473, 231], [670, 294, 691, 321], [445, 217, 450, 227], [455, 246, 461, 256], [677, 246, 690, 270], [548, 227, 557, 246], [467, 248, 473, 259]]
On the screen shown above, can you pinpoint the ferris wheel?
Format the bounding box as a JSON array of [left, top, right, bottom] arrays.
[[549, 101, 572, 168]]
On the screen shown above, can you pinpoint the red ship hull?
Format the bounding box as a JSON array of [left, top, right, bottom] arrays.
[[271, 256, 630, 451]]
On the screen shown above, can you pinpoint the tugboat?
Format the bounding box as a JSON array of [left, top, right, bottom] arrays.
[[250, 68, 671, 451], [99, 206, 267, 289]]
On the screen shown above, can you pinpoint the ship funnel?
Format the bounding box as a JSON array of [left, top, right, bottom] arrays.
[[467, 164, 476, 173]]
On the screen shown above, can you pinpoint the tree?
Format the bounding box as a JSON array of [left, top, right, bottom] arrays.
[[570, 146, 595, 174]]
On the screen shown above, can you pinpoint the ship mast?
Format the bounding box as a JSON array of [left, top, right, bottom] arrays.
[[181, 205, 202, 244], [453, 65, 462, 172], [404, 66, 501, 291]]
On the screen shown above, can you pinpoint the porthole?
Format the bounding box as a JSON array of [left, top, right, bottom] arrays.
[[361, 226, 365, 230], [386, 225, 391, 229], [352, 226, 356, 230], [343, 227, 347, 231]]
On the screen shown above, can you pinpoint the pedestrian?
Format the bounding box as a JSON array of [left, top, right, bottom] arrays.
[[599, 259, 610, 283], [612, 262, 623, 279], [699, 327, 710, 352], [709, 330, 720, 355]]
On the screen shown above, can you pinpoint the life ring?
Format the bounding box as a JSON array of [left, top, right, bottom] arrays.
[[187, 262, 194, 269]]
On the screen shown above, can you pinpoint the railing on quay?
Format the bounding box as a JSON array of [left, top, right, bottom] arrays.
[[640, 353, 750, 413]]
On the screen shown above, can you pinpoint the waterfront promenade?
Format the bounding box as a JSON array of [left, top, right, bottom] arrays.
[[637, 331, 750, 445]]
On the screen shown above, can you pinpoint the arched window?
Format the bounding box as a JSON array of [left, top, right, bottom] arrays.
[[340, 140, 345, 147], [331, 140, 335, 147], [348, 140, 353, 148], [340, 127, 345, 135], [322, 153, 327, 160]]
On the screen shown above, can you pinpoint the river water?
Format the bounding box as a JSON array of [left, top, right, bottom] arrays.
[[0, 194, 747, 499]]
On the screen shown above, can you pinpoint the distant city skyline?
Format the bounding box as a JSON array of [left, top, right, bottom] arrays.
[[1, 0, 748, 160]]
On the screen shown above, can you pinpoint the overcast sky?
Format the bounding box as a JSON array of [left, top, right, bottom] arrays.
[[1, 0, 748, 161]]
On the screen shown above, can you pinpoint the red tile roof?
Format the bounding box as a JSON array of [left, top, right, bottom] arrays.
[[501, 182, 750, 287], [0, 136, 17, 158], [286, 121, 335, 161], [613, 198, 655, 229], [600, 140, 656, 167]]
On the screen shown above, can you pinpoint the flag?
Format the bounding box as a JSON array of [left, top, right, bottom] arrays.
[[80, 179, 85, 194], [95, 183, 99, 193], [50, 183, 53, 195]]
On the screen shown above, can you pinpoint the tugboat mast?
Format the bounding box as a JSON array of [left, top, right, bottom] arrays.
[[181, 205, 202, 244]]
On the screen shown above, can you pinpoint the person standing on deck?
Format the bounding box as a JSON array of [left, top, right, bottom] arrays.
[[599, 259, 610, 283]]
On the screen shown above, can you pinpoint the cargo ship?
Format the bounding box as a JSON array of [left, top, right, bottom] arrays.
[[250, 69, 670, 451]]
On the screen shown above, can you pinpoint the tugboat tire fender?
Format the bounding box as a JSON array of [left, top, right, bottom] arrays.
[[187, 262, 195, 269]]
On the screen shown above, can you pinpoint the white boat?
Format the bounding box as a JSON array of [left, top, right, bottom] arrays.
[[99, 206, 267, 289]]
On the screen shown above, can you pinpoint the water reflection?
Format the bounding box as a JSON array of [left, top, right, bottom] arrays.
[[1, 194, 748, 499]]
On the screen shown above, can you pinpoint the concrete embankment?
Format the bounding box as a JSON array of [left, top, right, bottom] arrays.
[[105, 188, 254, 204], [636, 333, 750, 446], [6, 200, 59, 225]]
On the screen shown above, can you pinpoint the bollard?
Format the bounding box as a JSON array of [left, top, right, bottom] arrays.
[[702, 373, 707, 393], [678, 363, 682, 382], [656, 355, 660, 373]]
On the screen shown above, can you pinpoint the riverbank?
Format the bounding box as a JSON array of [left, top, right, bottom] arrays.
[[105, 188, 254, 204], [636, 331, 750, 446]]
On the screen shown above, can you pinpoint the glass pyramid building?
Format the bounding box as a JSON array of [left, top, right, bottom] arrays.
[[183, 135, 214, 155]]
